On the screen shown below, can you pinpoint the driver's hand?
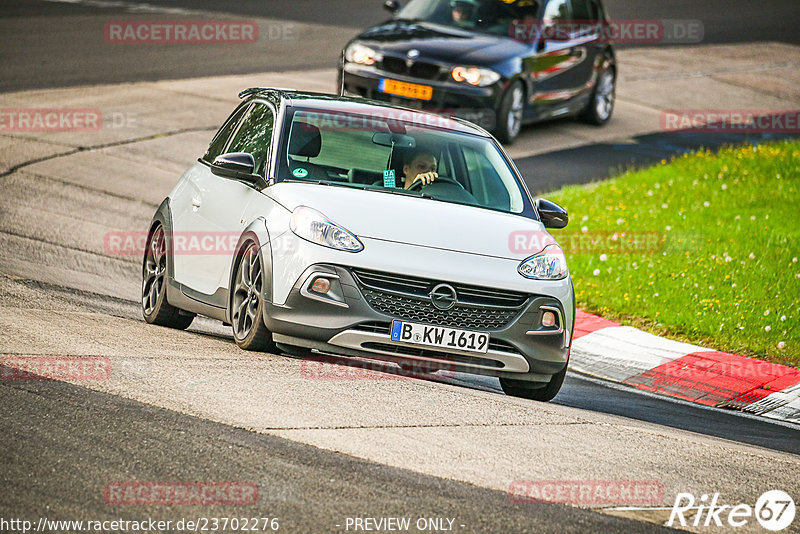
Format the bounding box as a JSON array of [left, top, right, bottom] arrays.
[[412, 171, 438, 187]]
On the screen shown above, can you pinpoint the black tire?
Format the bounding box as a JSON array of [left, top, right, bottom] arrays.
[[580, 64, 615, 125], [500, 366, 567, 402], [142, 224, 195, 329], [231, 241, 276, 352], [494, 81, 525, 144]]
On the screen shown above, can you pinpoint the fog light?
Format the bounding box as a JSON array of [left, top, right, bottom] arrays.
[[542, 311, 556, 328], [311, 278, 331, 294]]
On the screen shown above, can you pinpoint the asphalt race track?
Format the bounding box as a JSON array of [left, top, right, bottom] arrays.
[[1, 359, 673, 534], [1, 1, 800, 532], [2, 0, 800, 92]]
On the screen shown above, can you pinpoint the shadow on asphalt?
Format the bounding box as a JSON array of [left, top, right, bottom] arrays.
[[271, 351, 800, 456]]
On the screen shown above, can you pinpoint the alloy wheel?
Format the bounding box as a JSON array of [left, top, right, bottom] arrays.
[[507, 85, 524, 139], [142, 227, 167, 315], [595, 70, 615, 121], [232, 244, 263, 341]]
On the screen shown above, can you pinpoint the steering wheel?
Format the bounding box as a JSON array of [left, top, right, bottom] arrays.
[[407, 176, 464, 191]]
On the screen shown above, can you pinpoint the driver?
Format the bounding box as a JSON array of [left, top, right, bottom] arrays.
[[402, 148, 438, 189], [451, 0, 475, 23]]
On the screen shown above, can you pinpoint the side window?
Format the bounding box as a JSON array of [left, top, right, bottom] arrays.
[[461, 145, 511, 211], [203, 103, 250, 164], [571, 0, 598, 21], [225, 103, 275, 176], [543, 0, 573, 23]]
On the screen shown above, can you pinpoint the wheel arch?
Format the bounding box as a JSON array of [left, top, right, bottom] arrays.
[[226, 218, 273, 324], [499, 75, 530, 113], [598, 46, 616, 76], [147, 197, 174, 279]]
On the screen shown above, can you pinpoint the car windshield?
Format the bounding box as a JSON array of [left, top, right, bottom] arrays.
[[277, 108, 533, 217], [396, 0, 542, 37]]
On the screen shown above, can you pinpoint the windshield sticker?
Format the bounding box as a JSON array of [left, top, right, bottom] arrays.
[[292, 167, 309, 178], [383, 169, 396, 188]]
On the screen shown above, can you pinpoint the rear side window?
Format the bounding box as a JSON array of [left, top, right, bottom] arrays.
[[225, 103, 275, 176], [203, 103, 250, 164]]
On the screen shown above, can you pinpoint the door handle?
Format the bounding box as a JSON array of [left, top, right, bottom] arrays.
[[191, 198, 201, 209]]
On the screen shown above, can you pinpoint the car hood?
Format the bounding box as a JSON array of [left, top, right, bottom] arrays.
[[267, 182, 554, 260], [356, 20, 528, 66]]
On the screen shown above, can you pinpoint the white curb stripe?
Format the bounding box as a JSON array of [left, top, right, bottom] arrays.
[[569, 316, 800, 424], [570, 326, 706, 382], [747, 384, 800, 423]]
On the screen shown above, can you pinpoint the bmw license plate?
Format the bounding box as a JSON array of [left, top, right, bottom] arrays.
[[379, 78, 433, 101], [391, 320, 489, 354]]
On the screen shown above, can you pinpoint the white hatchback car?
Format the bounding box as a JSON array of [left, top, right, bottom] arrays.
[[142, 88, 574, 401]]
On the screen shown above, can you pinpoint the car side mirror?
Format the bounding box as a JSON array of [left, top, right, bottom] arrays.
[[536, 198, 568, 229], [383, 0, 400, 14], [211, 152, 261, 185]]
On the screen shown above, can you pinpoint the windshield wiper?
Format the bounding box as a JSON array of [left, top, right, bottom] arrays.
[[381, 189, 436, 200], [282, 178, 437, 199], [283, 178, 368, 189]]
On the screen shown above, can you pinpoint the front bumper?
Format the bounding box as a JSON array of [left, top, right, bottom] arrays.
[[264, 263, 572, 382], [341, 63, 502, 131]]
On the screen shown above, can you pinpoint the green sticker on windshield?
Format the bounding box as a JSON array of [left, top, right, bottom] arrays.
[[292, 168, 308, 178], [383, 169, 396, 188]]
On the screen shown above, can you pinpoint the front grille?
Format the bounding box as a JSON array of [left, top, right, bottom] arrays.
[[360, 342, 504, 368], [351, 269, 529, 330], [410, 61, 441, 79], [380, 56, 441, 80], [381, 56, 407, 75]]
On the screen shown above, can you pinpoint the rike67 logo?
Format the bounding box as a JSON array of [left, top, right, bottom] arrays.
[[668, 490, 795, 531]]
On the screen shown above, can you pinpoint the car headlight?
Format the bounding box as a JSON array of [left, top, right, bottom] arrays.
[[290, 206, 364, 252], [345, 43, 379, 66], [518, 245, 568, 280], [451, 66, 501, 87]]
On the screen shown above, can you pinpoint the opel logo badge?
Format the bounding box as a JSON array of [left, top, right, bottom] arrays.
[[407, 49, 420, 58], [430, 283, 457, 311]]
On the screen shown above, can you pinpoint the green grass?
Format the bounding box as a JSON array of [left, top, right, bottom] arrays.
[[546, 141, 800, 367]]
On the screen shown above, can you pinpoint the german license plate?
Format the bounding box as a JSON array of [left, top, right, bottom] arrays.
[[379, 78, 433, 101], [390, 320, 489, 354]]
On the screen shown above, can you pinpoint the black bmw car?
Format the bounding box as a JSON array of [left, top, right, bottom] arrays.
[[338, 0, 616, 143]]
